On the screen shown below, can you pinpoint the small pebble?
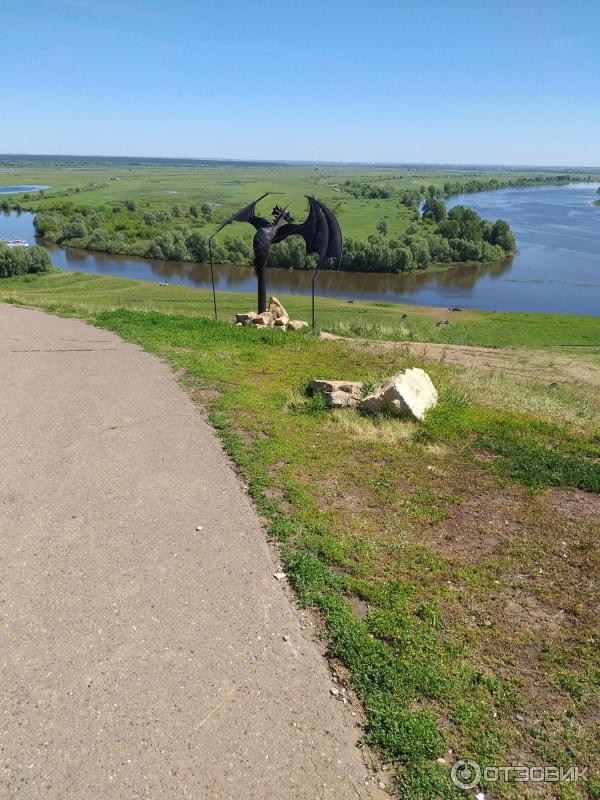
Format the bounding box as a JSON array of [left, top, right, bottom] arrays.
[[196, 526, 203, 531], [378, 781, 386, 789], [273, 572, 287, 581], [330, 687, 340, 697], [282, 635, 290, 641]]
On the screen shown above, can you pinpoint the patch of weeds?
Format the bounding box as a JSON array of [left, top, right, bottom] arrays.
[[268, 514, 299, 542], [476, 433, 600, 492], [365, 705, 445, 761], [305, 392, 328, 414], [415, 600, 444, 629], [361, 376, 380, 397], [283, 550, 335, 606], [283, 387, 309, 412], [424, 388, 600, 491], [395, 761, 465, 800], [556, 672, 586, 701]]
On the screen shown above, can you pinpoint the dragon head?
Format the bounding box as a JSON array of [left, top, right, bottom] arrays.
[[272, 204, 294, 224]]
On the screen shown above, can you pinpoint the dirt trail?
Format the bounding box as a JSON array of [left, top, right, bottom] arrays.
[[0, 304, 385, 800], [320, 332, 600, 387]]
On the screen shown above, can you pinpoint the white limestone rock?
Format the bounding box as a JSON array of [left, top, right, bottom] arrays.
[[359, 368, 438, 421]]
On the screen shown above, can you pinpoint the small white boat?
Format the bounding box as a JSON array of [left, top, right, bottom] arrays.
[[0, 237, 29, 248]]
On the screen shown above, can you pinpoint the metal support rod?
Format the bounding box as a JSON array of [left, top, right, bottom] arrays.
[[311, 264, 321, 330], [256, 264, 267, 314], [208, 237, 218, 321]]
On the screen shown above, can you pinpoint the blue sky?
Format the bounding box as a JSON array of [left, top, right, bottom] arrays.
[[2, 0, 599, 165]]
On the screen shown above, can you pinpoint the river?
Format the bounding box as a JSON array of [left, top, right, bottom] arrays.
[[1, 182, 598, 315]]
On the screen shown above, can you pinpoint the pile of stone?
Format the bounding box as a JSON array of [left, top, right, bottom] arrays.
[[235, 297, 308, 332], [309, 368, 438, 421], [308, 380, 364, 409]]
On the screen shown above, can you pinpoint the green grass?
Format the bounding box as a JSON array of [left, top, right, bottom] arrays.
[[3, 161, 596, 241], [5, 284, 596, 798], [2, 271, 600, 353]]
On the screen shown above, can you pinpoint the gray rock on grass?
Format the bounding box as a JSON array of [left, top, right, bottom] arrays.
[[235, 298, 307, 331], [287, 320, 309, 331], [309, 379, 364, 408], [235, 311, 257, 325], [359, 368, 437, 421]]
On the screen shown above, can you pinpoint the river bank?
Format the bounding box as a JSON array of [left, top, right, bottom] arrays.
[[2, 270, 599, 352]]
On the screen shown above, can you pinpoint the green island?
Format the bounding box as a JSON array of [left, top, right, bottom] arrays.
[[2, 158, 598, 274], [2, 264, 600, 798]]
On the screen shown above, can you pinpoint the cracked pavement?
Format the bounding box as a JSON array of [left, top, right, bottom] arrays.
[[0, 304, 386, 799]]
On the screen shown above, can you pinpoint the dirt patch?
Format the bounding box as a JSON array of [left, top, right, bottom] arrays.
[[230, 428, 256, 447], [320, 332, 600, 387], [269, 459, 288, 476], [473, 449, 501, 463], [191, 388, 224, 401], [264, 485, 296, 514], [317, 477, 376, 514], [500, 587, 571, 635], [346, 595, 371, 620], [543, 486, 600, 522], [420, 488, 525, 562]]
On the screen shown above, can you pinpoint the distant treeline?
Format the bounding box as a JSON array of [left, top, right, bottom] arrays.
[[435, 173, 590, 197], [0, 242, 53, 278], [341, 172, 596, 205], [31, 197, 515, 274]]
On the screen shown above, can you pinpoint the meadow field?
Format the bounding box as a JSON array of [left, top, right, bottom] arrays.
[[1, 158, 592, 241]]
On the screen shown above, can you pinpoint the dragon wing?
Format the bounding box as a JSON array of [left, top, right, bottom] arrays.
[[273, 197, 342, 265], [212, 193, 271, 235]]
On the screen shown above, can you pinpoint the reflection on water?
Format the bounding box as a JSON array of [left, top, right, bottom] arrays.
[[42, 237, 514, 303], [1, 182, 599, 316]]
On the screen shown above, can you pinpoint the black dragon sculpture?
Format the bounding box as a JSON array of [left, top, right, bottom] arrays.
[[208, 193, 343, 325]]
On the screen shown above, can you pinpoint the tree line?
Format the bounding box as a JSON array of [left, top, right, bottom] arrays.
[[339, 172, 596, 205], [0, 242, 53, 278]]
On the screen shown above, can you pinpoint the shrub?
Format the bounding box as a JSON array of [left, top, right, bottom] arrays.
[[0, 243, 53, 277]]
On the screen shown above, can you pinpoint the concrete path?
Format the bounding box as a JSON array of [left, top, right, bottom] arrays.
[[0, 305, 385, 800]]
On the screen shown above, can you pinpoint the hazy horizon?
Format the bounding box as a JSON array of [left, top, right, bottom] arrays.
[[2, 153, 599, 171]]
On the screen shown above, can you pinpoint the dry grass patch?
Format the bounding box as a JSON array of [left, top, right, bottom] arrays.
[[329, 407, 416, 444]]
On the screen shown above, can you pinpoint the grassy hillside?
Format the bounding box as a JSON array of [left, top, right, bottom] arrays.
[[2, 273, 600, 797], [2, 271, 599, 352]]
